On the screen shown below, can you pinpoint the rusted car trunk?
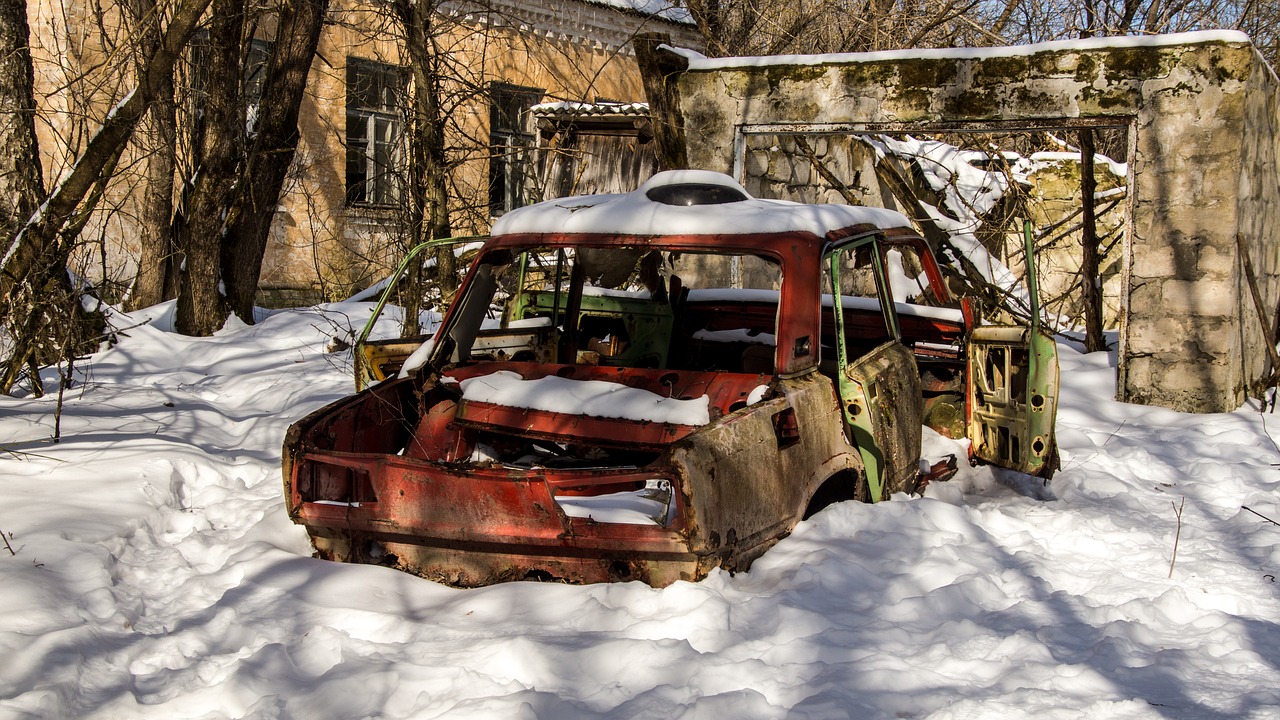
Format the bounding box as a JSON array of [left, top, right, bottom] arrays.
[[284, 361, 861, 586]]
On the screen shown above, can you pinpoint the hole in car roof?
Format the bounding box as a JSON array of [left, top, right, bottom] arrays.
[[645, 183, 749, 206]]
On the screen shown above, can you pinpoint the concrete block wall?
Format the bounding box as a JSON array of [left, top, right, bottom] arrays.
[[1236, 58, 1280, 401], [1118, 43, 1254, 410]]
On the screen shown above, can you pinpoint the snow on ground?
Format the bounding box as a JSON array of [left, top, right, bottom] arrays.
[[3, 305, 1280, 719]]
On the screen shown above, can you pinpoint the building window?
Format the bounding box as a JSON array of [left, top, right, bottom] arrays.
[[346, 57, 404, 208], [489, 83, 543, 216], [189, 34, 272, 141], [243, 39, 272, 106]]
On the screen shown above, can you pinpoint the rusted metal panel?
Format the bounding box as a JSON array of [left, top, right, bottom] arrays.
[[313, 532, 701, 587], [966, 326, 1060, 477], [454, 400, 695, 450], [841, 342, 925, 500], [664, 372, 862, 566], [293, 456, 689, 546]]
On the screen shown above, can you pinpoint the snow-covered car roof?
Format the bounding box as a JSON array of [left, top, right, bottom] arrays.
[[490, 170, 915, 240]]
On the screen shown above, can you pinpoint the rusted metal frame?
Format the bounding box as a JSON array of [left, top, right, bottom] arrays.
[[1023, 221, 1042, 333], [552, 249, 566, 330], [304, 528, 701, 586], [343, 530, 703, 562], [776, 236, 825, 376], [297, 507, 696, 555], [312, 523, 700, 569], [335, 527, 701, 561], [878, 229, 954, 306], [559, 258, 587, 363], [515, 250, 530, 323], [544, 474, 649, 494], [826, 231, 901, 342], [453, 400, 696, 450], [479, 230, 845, 376], [434, 233, 801, 375], [286, 376, 421, 462], [824, 232, 910, 502], [353, 235, 487, 389], [964, 326, 1058, 476]]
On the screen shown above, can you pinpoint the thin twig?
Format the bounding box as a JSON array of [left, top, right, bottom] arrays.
[[2, 530, 15, 556], [1169, 497, 1185, 579], [0, 445, 61, 462], [54, 355, 74, 444], [1242, 505, 1280, 527]]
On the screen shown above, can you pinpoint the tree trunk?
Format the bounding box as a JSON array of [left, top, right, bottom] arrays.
[[128, 0, 178, 310], [634, 33, 689, 172], [2, 0, 211, 275], [175, 0, 244, 336], [1079, 128, 1107, 352], [0, 0, 75, 395], [397, 0, 454, 336], [220, 0, 329, 322], [0, 0, 45, 240]]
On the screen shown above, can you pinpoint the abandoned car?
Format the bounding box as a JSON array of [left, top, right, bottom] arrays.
[[282, 170, 1058, 587]]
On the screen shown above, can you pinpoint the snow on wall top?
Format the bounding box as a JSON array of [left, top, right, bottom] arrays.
[[582, 0, 693, 24], [491, 170, 913, 238], [530, 101, 650, 117], [669, 30, 1252, 70]]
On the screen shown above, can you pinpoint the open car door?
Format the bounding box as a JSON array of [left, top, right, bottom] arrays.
[[965, 222, 1059, 478], [825, 234, 923, 501]]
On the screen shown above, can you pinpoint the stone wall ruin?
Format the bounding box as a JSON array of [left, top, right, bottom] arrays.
[[673, 32, 1280, 413]]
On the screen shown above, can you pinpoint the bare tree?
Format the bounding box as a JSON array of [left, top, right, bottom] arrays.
[[679, 0, 1023, 56], [221, 0, 330, 322], [392, 0, 457, 336], [1, 0, 212, 394], [173, 0, 329, 335], [1077, 127, 1108, 351], [127, 0, 181, 310], [1000, 0, 1277, 65], [175, 0, 245, 335]]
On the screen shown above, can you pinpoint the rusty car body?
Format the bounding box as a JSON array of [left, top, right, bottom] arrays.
[[282, 170, 1058, 587]]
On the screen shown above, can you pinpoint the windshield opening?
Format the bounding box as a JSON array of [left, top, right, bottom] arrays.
[[429, 245, 784, 375]]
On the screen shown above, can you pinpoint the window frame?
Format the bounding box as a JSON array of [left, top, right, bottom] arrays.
[[488, 82, 544, 217], [346, 56, 406, 209]]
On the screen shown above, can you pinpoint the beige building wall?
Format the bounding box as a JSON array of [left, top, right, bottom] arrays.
[[258, 0, 701, 303]]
